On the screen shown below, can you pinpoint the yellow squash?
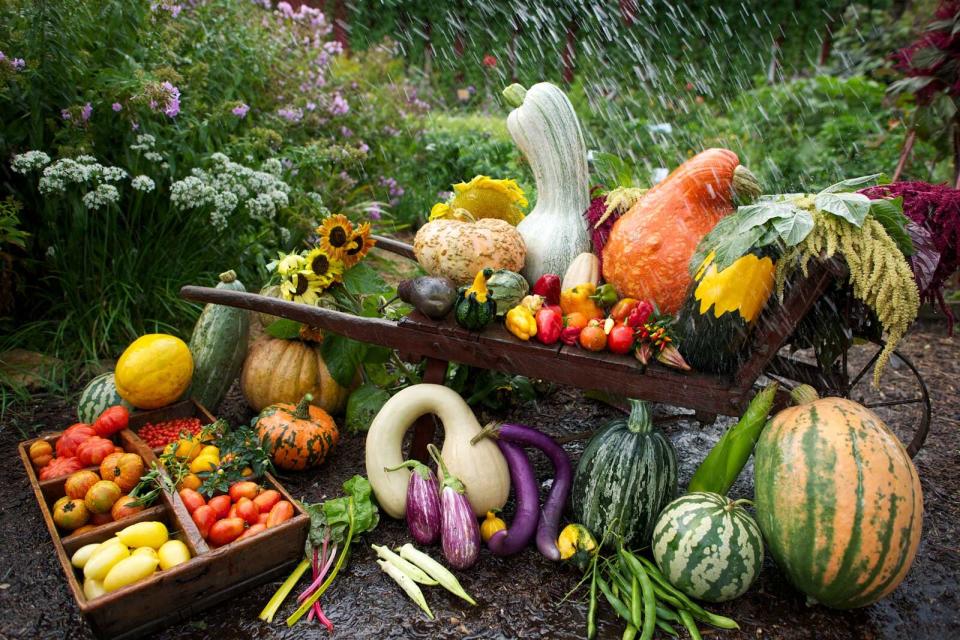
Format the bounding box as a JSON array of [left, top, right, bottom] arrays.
[[115, 334, 193, 409]]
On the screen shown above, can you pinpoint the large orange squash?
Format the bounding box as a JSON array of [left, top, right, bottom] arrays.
[[241, 337, 352, 414], [255, 393, 339, 471], [602, 149, 759, 314], [754, 386, 923, 609]]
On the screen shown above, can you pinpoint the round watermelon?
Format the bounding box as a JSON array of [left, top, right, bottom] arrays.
[[652, 492, 763, 603], [77, 373, 133, 423], [754, 389, 923, 609]]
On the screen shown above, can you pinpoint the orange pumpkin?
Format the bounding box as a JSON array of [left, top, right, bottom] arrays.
[[241, 337, 353, 414], [602, 149, 759, 314], [255, 393, 339, 471], [100, 453, 144, 492]]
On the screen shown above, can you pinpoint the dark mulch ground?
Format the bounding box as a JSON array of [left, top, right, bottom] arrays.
[[0, 319, 956, 640]]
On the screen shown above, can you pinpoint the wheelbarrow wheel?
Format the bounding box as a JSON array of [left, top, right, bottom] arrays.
[[766, 339, 931, 458]]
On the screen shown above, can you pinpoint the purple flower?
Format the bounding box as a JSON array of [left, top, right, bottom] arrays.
[[131, 121, 140, 131], [80, 102, 92, 122], [305, 101, 317, 111], [277, 106, 303, 123], [328, 93, 349, 116], [112, 102, 123, 112], [357, 142, 369, 154], [11, 57, 25, 70], [232, 103, 250, 118], [340, 126, 353, 138], [61, 109, 71, 121], [368, 204, 382, 220], [160, 81, 180, 117]]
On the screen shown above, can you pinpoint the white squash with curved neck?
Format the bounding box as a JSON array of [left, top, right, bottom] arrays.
[[505, 82, 591, 284], [365, 384, 510, 519]]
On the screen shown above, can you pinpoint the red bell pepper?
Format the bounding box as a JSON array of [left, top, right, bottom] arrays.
[[535, 308, 563, 345], [560, 325, 582, 346], [531, 274, 562, 307]]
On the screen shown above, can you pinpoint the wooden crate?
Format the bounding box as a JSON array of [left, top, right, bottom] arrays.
[[18, 400, 310, 639]]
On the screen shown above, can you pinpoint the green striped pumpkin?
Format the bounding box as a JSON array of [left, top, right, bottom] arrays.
[[652, 492, 764, 602], [754, 386, 923, 609], [572, 399, 677, 546], [77, 373, 132, 423], [188, 270, 250, 411]]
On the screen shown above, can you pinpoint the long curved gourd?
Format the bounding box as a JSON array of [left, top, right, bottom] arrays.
[[365, 384, 510, 519], [602, 148, 760, 314], [503, 82, 591, 284]]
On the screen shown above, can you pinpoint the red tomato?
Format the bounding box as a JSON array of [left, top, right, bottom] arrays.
[[235, 498, 260, 526], [253, 490, 281, 514], [93, 406, 129, 437], [39, 456, 84, 481], [208, 495, 232, 520], [228, 481, 260, 502], [237, 523, 266, 540], [257, 512, 269, 525], [228, 504, 238, 519], [607, 324, 636, 355], [266, 501, 294, 528], [90, 511, 113, 525], [579, 322, 607, 352], [179, 488, 205, 515], [192, 505, 217, 539], [76, 437, 116, 466], [208, 518, 245, 546], [56, 424, 96, 458]]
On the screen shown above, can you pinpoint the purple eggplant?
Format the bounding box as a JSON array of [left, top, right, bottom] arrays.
[[385, 460, 441, 545], [471, 422, 572, 561], [428, 444, 480, 569], [487, 440, 539, 556]]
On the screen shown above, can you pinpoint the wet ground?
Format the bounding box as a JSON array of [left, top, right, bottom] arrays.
[[0, 319, 956, 640]]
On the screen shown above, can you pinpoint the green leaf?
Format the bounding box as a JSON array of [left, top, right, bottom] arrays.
[[342, 262, 391, 296], [772, 208, 814, 246], [733, 201, 800, 233], [319, 333, 366, 386], [345, 384, 391, 433], [817, 174, 885, 194], [869, 197, 914, 256], [713, 225, 765, 271], [815, 191, 871, 226], [265, 318, 303, 339], [304, 475, 380, 550]]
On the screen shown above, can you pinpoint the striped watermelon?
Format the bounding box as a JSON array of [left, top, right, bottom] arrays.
[[753, 386, 923, 609], [572, 399, 677, 546], [652, 492, 764, 602], [77, 373, 133, 423]]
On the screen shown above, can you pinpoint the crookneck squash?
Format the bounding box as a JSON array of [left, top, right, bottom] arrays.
[[189, 270, 250, 411], [753, 385, 923, 609], [255, 393, 339, 470], [571, 399, 677, 547], [676, 246, 776, 374], [602, 149, 761, 314], [503, 82, 591, 284]]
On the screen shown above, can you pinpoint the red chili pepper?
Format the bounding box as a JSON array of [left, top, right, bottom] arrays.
[[625, 300, 655, 328], [531, 274, 562, 307], [535, 308, 563, 345], [560, 325, 582, 346]]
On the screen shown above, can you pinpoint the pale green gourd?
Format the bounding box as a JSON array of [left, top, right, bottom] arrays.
[[504, 82, 591, 284]]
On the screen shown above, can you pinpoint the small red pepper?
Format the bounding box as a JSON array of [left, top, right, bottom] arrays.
[[532, 274, 562, 307], [535, 308, 563, 345], [625, 300, 655, 328], [560, 325, 582, 346]]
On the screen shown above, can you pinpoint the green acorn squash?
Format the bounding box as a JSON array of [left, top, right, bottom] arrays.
[[676, 246, 776, 374], [455, 270, 496, 331], [572, 399, 677, 546]]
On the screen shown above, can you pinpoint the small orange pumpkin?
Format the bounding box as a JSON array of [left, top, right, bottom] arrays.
[[255, 393, 339, 471]]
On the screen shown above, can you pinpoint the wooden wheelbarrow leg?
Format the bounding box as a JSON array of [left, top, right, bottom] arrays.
[[409, 357, 448, 462]]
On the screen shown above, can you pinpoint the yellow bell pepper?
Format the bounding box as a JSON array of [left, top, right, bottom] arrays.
[[560, 284, 605, 320], [505, 304, 537, 340]]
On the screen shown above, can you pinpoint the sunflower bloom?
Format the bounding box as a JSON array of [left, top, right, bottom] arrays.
[[342, 221, 376, 268], [448, 175, 528, 225], [280, 271, 327, 305], [272, 251, 306, 276], [305, 247, 344, 282], [316, 214, 354, 260]]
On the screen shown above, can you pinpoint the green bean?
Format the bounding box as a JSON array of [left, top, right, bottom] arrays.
[[690, 609, 741, 630], [678, 610, 702, 640], [655, 605, 680, 622], [650, 583, 685, 610], [634, 562, 657, 640], [630, 575, 642, 629], [598, 575, 634, 622], [587, 559, 598, 640], [622, 623, 637, 640], [655, 618, 679, 637]]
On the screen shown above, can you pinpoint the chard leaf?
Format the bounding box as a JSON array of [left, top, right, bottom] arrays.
[[869, 197, 914, 256], [815, 191, 872, 226], [772, 208, 815, 246]]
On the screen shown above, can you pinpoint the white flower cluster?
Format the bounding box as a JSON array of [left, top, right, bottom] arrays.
[[130, 134, 156, 152], [10, 150, 52, 174], [169, 153, 292, 231], [131, 175, 155, 192], [82, 183, 120, 210], [36, 156, 126, 196]]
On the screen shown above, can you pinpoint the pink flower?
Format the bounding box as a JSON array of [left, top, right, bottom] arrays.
[[328, 93, 349, 116], [160, 81, 180, 117], [61, 109, 71, 121], [232, 103, 250, 118], [112, 102, 123, 112], [80, 102, 92, 121]]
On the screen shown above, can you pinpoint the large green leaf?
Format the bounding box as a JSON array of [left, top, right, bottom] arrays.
[[814, 191, 871, 226], [342, 262, 391, 297], [345, 384, 390, 433], [265, 318, 303, 339], [817, 173, 885, 194], [319, 333, 366, 387], [869, 197, 914, 256], [772, 208, 814, 246]]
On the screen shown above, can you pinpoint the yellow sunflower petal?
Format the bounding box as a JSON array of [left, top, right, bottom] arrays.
[[317, 214, 354, 260], [449, 175, 528, 225]]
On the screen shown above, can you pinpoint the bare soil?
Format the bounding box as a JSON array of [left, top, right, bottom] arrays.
[[0, 319, 956, 640]]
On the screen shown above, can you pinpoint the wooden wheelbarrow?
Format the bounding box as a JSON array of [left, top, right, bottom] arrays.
[[180, 236, 931, 459]]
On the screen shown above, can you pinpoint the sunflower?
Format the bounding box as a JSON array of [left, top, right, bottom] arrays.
[[305, 247, 344, 282], [448, 175, 528, 225], [270, 251, 307, 276], [342, 221, 376, 268], [316, 214, 354, 260], [280, 271, 327, 305]]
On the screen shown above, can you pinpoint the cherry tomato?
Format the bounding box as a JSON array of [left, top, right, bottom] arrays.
[[207, 495, 231, 520], [235, 498, 260, 526], [208, 518, 245, 547], [178, 488, 205, 515], [228, 481, 260, 503], [607, 324, 635, 354], [253, 490, 281, 514], [192, 505, 217, 539]]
